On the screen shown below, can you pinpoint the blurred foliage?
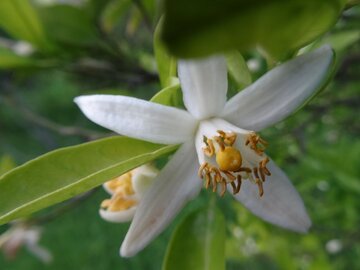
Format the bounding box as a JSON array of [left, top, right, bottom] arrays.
[[163, 203, 226, 270], [161, 0, 346, 60], [0, 0, 359, 269]]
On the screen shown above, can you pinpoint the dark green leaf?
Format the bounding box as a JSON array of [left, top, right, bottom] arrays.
[[37, 4, 99, 46], [162, 0, 345, 59], [0, 137, 177, 225], [163, 205, 226, 270]]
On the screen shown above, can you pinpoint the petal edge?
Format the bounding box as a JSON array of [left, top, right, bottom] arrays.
[[120, 141, 201, 257], [222, 45, 335, 131], [75, 95, 197, 144], [231, 159, 311, 233]]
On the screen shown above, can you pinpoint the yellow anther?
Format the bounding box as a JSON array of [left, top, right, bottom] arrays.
[[203, 138, 215, 157], [199, 130, 271, 198], [104, 196, 137, 212], [105, 172, 135, 196], [245, 132, 268, 155], [216, 146, 242, 171]]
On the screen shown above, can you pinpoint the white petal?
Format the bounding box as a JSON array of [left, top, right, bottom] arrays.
[[99, 207, 136, 223], [231, 159, 311, 232], [26, 243, 53, 263], [221, 46, 334, 131], [120, 142, 201, 257], [178, 55, 228, 119], [75, 95, 197, 144], [102, 182, 115, 195], [132, 164, 158, 196]]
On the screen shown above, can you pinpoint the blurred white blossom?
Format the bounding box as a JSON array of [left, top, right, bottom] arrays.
[[0, 223, 52, 263]]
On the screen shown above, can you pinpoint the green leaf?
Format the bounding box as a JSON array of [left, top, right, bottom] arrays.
[[0, 0, 51, 50], [0, 47, 37, 69], [0, 137, 177, 225], [226, 51, 252, 89], [162, 0, 345, 59], [101, 0, 132, 32], [37, 4, 99, 46], [150, 83, 184, 108], [154, 18, 177, 88], [163, 205, 226, 270], [315, 30, 360, 53], [0, 156, 16, 176]]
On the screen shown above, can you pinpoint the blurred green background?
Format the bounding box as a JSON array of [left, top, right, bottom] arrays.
[[0, 0, 359, 269]]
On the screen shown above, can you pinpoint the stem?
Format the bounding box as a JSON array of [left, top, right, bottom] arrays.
[[2, 94, 109, 140]]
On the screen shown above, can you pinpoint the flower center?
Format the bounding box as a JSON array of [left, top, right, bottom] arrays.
[[101, 172, 137, 212], [216, 146, 242, 171], [198, 130, 271, 197]]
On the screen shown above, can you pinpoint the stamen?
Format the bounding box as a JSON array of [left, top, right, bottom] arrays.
[[230, 181, 237, 194], [199, 130, 271, 198], [220, 181, 227, 197], [212, 176, 217, 193], [235, 175, 242, 194], [245, 132, 268, 155], [198, 163, 208, 178], [101, 195, 137, 212], [101, 169, 138, 212], [253, 167, 260, 180], [215, 136, 225, 151], [205, 172, 211, 189], [259, 165, 265, 182], [203, 137, 216, 157], [235, 167, 252, 173], [221, 170, 236, 181], [217, 130, 226, 137], [256, 178, 264, 197]]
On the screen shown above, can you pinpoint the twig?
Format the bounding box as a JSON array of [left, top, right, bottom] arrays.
[[2, 94, 110, 141]]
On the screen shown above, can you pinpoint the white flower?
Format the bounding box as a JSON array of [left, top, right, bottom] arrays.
[[75, 46, 334, 257], [99, 164, 158, 223], [0, 223, 52, 263]]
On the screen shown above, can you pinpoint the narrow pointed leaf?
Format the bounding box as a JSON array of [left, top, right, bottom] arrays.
[[150, 83, 183, 108], [162, 206, 226, 270], [226, 51, 252, 89], [0, 0, 51, 50], [0, 137, 177, 225], [154, 18, 177, 88]]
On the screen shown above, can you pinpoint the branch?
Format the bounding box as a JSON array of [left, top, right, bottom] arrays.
[[2, 94, 110, 141]]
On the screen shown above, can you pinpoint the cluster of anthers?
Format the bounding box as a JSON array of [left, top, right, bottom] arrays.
[[198, 130, 271, 197], [100, 172, 137, 213]]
